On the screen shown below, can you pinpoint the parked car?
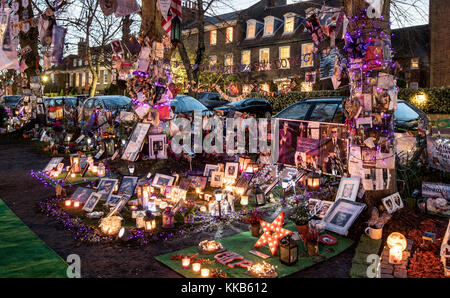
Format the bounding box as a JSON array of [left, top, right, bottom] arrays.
[[197, 92, 229, 109], [273, 97, 429, 133], [1, 95, 23, 117], [43, 96, 78, 108], [81, 95, 132, 122], [214, 98, 272, 118], [171, 95, 211, 115]]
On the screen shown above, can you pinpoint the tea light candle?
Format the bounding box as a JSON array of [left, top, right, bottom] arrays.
[[389, 246, 403, 264], [65, 200, 71, 207], [181, 257, 191, 269], [192, 263, 201, 274], [73, 201, 80, 208], [70, 173, 76, 178], [91, 165, 98, 173], [240, 196, 248, 206], [160, 201, 168, 210], [201, 268, 210, 278], [200, 206, 207, 213]]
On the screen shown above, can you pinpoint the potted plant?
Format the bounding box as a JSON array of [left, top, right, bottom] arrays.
[[305, 227, 320, 256], [290, 201, 311, 236], [242, 209, 262, 237], [182, 200, 196, 225]]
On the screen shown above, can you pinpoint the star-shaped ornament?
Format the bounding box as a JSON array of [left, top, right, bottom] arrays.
[[254, 212, 293, 256]]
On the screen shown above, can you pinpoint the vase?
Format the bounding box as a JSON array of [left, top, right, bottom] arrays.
[[307, 241, 319, 256], [296, 224, 308, 236], [250, 224, 260, 237]]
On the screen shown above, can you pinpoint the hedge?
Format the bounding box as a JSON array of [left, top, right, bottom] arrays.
[[249, 88, 450, 115]]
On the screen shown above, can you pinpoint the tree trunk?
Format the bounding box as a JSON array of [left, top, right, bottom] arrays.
[[343, 0, 396, 208], [140, 0, 164, 42], [122, 15, 133, 42], [19, 1, 39, 85]]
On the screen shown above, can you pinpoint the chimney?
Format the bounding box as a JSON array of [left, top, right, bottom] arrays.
[[182, 0, 198, 25]]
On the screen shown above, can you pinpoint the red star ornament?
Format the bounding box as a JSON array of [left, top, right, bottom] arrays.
[[254, 212, 293, 256]]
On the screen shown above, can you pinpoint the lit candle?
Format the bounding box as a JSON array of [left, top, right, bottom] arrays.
[[160, 201, 168, 210], [70, 173, 76, 178], [91, 165, 98, 174], [240, 196, 248, 206], [200, 268, 210, 278], [73, 201, 80, 208], [200, 206, 207, 213], [192, 263, 201, 274], [181, 257, 191, 269], [65, 200, 71, 207], [389, 246, 403, 264], [143, 190, 149, 201]]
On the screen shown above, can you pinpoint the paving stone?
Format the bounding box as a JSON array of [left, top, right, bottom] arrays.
[[394, 269, 408, 278], [381, 267, 393, 275], [380, 273, 394, 278]]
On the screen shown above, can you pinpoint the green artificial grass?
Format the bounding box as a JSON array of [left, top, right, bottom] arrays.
[[350, 234, 382, 278], [0, 199, 68, 278], [155, 223, 353, 278]]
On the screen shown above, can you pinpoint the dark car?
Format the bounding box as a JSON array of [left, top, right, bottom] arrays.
[[81, 95, 132, 122], [197, 92, 229, 109], [1, 95, 23, 107], [214, 98, 272, 118], [171, 95, 211, 115], [273, 97, 429, 133], [43, 96, 79, 108]]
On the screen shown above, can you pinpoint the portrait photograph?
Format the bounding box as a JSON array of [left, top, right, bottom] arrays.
[[43, 157, 63, 173], [188, 175, 208, 191], [210, 171, 224, 188], [70, 187, 95, 204], [335, 177, 360, 201], [382, 192, 404, 214], [203, 164, 219, 181], [106, 194, 124, 207], [149, 134, 167, 159], [118, 176, 138, 196], [178, 177, 191, 190], [324, 199, 366, 235], [97, 178, 119, 201], [106, 195, 130, 217], [82, 192, 102, 213], [152, 173, 175, 188], [224, 162, 239, 179]]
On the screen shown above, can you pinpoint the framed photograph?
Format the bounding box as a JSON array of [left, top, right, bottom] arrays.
[[204, 164, 219, 181], [106, 195, 130, 217], [188, 175, 208, 191], [224, 162, 239, 179], [323, 199, 366, 235], [96, 178, 119, 201], [179, 177, 191, 190], [70, 154, 81, 173], [83, 192, 102, 212], [43, 157, 63, 173], [149, 134, 167, 159], [210, 171, 224, 188], [152, 173, 175, 188], [171, 187, 187, 202], [70, 187, 96, 204], [235, 172, 254, 193], [336, 177, 360, 201], [122, 123, 151, 161], [382, 192, 404, 214], [36, 103, 45, 115], [105, 139, 115, 157], [118, 176, 138, 196], [106, 194, 124, 207], [309, 199, 334, 219]]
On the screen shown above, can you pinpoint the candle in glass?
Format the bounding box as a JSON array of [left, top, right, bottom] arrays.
[[389, 246, 403, 264], [181, 257, 190, 269], [192, 263, 201, 274], [200, 268, 210, 278]]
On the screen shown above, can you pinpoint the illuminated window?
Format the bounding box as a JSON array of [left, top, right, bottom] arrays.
[[73, 59, 77, 67], [279, 46, 290, 69], [209, 55, 217, 66], [264, 16, 274, 36], [225, 53, 233, 73], [103, 70, 108, 84], [301, 82, 313, 92], [75, 73, 79, 87], [241, 50, 251, 66], [301, 43, 314, 67], [210, 30, 217, 45], [411, 58, 419, 69], [81, 73, 86, 87], [78, 59, 82, 67], [284, 14, 295, 34], [259, 48, 270, 71], [226, 27, 233, 43], [247, 20, 256, 39]]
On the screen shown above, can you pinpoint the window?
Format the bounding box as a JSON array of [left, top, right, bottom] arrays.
[[103, 70, 108, 84], [279, 46, 290, 69], [224, 53, 233, 73], [411, 58, 419, 69], [84, 59, 88, 66], [78, 59, 82, 67], [301, 43, 314, 67], [409, 82, 418, 89], [81, 72, 86, 87], [264, 16, 274, 36], [241, 50, 251, 68], [75, 73, 80, 87], [275, 102, 312, 120], [301, 82, 313, 92], [309, 103, 340, 122], [247, 20, 256, 39], [209, 55, 217, 66], [226, 27, 233, 43], [259, 48, 270, 71], [210, 30, 217, 45], [284, 14, 295, 34], [50, 74, 54, 83]]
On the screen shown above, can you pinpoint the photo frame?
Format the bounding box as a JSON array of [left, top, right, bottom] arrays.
[[335, 177, 360, 201], [210, 171, 224, 188], [70, 187, 95, 204], [204, 164, 219, 181], [106, 195, 130, 217], [36, 103, 45, 115], [308, 199, 334, 219], [106, 194, 125, 207], [83, 192, 102, 212], [323, 199, 366, 235], [224, 162, 239, 179], [96, 178, 119, 201], [118, 176, 138, 197], [149, 134, 167, 159], [152, 173, 175, 188], [188, 175, 208, 191], [105, 139, 115, 157], [122, 123, 151, 162], [43, 157, 63, 173], [382, 192, 404, 214], [235, 172, 254, 194], [179, 177, 191, 190]]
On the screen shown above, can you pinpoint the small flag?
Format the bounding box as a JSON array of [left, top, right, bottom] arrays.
[[436, 119, 450, 128]]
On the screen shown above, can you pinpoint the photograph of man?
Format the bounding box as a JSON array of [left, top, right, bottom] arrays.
[[330, 211, 352, 227], [278, 121, 295, 165], [320, 126, 347, 175]]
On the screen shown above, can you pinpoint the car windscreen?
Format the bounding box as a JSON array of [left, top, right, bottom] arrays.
[[394, 102, 420, 130], [275, 102, 312, 120], [172, 96, 208, 113], [4, 96, 22, 106], [309, 103, 340, 123], [102, 97, 131, 109]]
